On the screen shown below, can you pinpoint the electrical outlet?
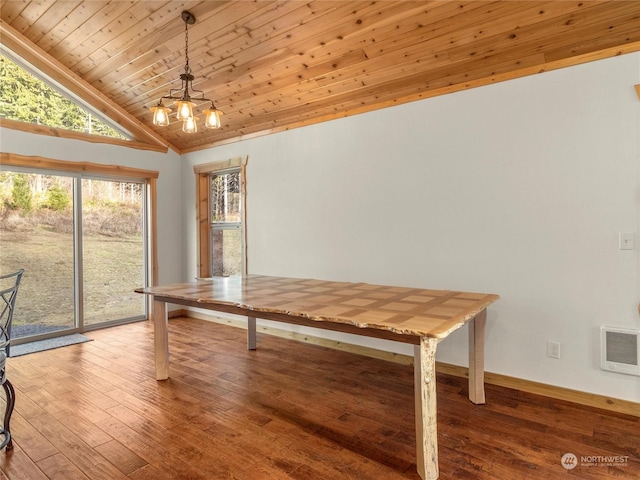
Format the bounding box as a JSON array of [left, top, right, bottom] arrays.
[[547, 341, 561, 359]]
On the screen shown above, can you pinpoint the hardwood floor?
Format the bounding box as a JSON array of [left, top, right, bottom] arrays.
[[1, 317, 638, 480]]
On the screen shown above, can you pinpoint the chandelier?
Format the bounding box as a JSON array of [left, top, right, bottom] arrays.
[[151, 11, 222, 133]]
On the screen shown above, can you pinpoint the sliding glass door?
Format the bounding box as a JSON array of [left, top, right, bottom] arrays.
[[0, 168, 148, 342], [82, 178, 146, 327]]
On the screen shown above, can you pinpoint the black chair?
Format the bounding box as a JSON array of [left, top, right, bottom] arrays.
[[0, 269, 24, 451]]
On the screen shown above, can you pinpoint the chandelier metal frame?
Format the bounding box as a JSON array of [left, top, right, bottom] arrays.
[[151, 11, 222, 133]]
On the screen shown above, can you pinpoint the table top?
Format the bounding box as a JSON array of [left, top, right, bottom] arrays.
[[137, 275, 499, 338]]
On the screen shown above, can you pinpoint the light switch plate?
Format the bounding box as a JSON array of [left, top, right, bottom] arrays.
[[619, 232, 635, 250]]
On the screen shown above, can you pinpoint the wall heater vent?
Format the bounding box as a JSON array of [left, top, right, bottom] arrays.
[[600, 326, 640, 376]]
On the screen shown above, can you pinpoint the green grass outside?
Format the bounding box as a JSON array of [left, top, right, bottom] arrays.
[[1, 212, 145, 334]]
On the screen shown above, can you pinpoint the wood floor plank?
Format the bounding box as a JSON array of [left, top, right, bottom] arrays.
[[126, 464, 181, 480], [1, 317, 638, 480], [36, 452, 91, 480], [3, 412, 58, 463], [93, 440, 148, 476], [101, 387, 183, 429], [43, 399, 113, 448], [0, 448, 48, 480], [28, 414, 127, 480], [93, 415, 219, 480]]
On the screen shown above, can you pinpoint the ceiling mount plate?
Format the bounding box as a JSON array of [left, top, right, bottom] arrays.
[[181, 11, 195, 25]]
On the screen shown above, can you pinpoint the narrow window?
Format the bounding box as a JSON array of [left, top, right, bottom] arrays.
[[195, 157, 247, 278], [210, 169, 243, 276]]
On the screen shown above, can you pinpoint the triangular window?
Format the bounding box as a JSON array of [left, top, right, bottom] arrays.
[[0, 52, 129, 140]]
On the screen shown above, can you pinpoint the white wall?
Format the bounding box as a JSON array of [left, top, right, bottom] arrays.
[[0, 129, 184, 286], [183, 53, 640, 403], [6, 53, 633, 402]]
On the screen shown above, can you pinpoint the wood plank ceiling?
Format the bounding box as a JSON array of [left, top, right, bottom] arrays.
[[1, 1, 639, 154]]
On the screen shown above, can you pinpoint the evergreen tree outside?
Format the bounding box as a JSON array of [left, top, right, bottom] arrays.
[[44, 184, 71, 211], [0, 55, 127, 140], [10, 174, 33, 212]]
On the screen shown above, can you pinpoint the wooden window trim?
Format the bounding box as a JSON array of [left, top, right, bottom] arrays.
[[195, 157, 248, 278], [0, 152, 159, 179], [0, 118, 168, 153]]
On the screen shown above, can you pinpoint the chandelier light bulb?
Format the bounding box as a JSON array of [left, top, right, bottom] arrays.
[[182, 116, 198, 133], [204, 105, 222, 129], [176, 100, 195, 121], [151, 102, 171, 126]]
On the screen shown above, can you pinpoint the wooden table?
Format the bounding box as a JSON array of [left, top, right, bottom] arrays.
[[136, 275, 499, 479]]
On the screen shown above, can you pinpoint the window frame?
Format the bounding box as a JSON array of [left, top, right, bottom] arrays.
[[194, 157, 248, 278]]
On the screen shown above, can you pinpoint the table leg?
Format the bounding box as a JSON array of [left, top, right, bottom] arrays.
[[153, 299, 169, 380], [247, 316, 257, 350], [414, 337, 439, 480], [468, 309, 487, 404]]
